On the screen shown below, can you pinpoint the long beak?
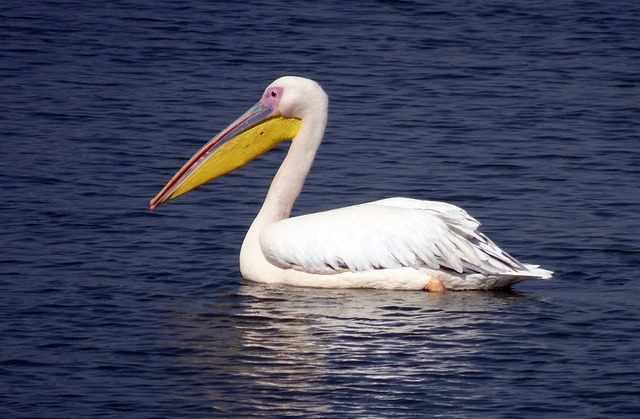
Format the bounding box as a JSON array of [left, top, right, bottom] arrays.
[[149, 101, 301, 210]]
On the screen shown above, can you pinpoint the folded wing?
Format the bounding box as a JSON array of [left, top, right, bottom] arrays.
[[260, 197, 528, 276]]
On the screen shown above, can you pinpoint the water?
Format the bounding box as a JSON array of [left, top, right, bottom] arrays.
[[1, 0, 639, 417]]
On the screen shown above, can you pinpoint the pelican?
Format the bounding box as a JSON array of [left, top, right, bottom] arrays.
[[149, 76, 552, 291]]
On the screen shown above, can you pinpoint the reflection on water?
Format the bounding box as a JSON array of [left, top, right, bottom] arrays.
[[162, 282, 637, 417], [166, 283, 544, 416]]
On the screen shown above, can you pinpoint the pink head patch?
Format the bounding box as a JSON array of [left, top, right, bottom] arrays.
[[261, 86, 284, 109]]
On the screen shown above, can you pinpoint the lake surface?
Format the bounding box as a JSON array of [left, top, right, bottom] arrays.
[[1, 1, 639, 417]]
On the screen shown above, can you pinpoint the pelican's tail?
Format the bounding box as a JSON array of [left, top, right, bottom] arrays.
[[518, 264, 553, 280]]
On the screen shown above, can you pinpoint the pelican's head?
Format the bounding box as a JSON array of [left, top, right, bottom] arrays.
[[149, 76, 326, 210]]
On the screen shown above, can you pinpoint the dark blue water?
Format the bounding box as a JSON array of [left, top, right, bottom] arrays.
[[2, 1, 639, 417]]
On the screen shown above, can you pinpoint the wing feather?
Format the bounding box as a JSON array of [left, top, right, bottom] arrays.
[[260, 197, 526, 275]]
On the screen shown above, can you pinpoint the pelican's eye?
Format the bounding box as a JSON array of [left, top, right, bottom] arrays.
[[263, 86, 284, 108]]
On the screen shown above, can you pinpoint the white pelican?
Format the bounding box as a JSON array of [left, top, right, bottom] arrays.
[[150, 76, 552, 291]]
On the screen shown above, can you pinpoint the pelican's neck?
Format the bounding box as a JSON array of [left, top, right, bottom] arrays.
[[240, 83, 328, 281], [253, 91, 328, 224], [259, 113, 327, 223]]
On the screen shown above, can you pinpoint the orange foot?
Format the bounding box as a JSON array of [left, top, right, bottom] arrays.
[[424, 276, 445, 293]]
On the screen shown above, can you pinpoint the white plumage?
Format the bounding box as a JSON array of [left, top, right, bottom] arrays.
[[256, 197, 551, 290], [151, 76, 552, 291]]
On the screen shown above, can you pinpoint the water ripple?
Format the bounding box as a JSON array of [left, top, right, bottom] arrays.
[[2, 0, 640, 417]]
